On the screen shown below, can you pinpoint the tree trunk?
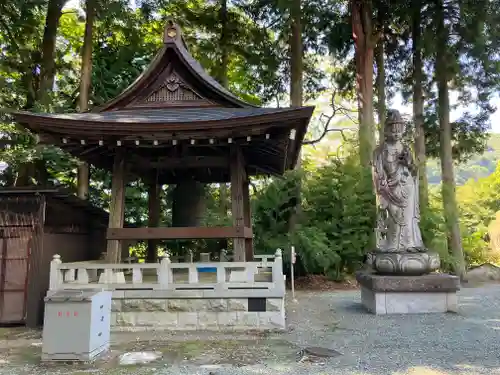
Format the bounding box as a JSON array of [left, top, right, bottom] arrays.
[[38, 0, 65, 108], [20, 0, 64, 185], [412, 0, 429, 210], [375, 42, 386, 142], [78, 0, 95, 112], [288, 0, 303, 233], [16, 70, 37, 186], [352, 0, 377, 167], [77, 0, 96, 200], [219, 0, 229, 89], [435, 0, 466, 280], [218, 0, 230, 251], [290, 0, 303, 108]]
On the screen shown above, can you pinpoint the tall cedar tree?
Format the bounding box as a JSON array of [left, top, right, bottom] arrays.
[[434, 0, 466, 279], [77, 0, 96, 200], [351, 0, 380, 167]]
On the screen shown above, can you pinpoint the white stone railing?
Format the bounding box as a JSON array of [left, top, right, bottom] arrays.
[[253, 254, 276, 266], [49, 249, 285, 297]]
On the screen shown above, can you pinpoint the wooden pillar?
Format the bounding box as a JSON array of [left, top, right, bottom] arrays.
[[242, 178, 253, 261], [77, 161, 90, 200], [147, 181, 160, 263], [106, 149, 126, 263], [230, 145, 246, 261]]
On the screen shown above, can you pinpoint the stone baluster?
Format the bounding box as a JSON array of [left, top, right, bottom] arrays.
[[66, 269, 75, 282], [76, 268, 89, 284], [261, 255, 274, 267], [216, 264, 226, 284], [272, 249, 285, 292], [132, 267, 143, 284], [99, 268, 114, 284], [246, 264, 257, 282], [188, 264, 199, 283], [158, 254, 171, 288], [49, 254, 63, 290]]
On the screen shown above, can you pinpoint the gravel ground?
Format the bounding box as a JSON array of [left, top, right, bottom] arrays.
[[1, 284, 500, 375]]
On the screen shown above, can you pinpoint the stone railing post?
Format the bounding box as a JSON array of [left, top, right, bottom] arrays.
[[272, 248, 285, 292], [158, 254, 171, 288], [188, 264, 199, 283], [49, 254, 63, 290]]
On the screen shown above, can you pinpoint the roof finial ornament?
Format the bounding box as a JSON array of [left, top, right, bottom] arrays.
[[164, 20, 181, 44]]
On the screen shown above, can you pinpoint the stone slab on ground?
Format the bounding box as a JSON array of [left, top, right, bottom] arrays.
[[355, 271, 460, 314], [119, 351, 162, 365]]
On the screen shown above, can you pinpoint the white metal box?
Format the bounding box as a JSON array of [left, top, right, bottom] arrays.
[[41, 289, 112, 361]]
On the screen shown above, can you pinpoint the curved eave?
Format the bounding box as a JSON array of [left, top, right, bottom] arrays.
[[12, 107, 314, 138], [93, 34, 255, 112]]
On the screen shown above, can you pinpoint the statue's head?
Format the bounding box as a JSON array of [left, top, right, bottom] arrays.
[[384, 109, 405, 142]]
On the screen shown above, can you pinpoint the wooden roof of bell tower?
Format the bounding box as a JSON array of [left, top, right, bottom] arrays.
[[96, 21, 254, 112], [12, 21, 315, 183]]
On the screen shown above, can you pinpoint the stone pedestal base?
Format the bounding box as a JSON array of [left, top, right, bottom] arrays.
[[355, 271, 460, 315], [368, 252, 440, 276]]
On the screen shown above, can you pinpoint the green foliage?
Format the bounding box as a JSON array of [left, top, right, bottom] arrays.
[[252, 143, 500, 278], [252, 172, 301, 253], [426, 133, 500, 185], [2, 0, 500, 278], [301, 152, 376, 279], [456, 161, 500, 265], [252, 149, 376, 281], [0, 0, 320, 198], [419, 193, 455, 271], [417, 162, 500, 270]]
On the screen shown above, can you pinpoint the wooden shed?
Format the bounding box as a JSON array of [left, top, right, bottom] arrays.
[[0, 188, 108, 327]]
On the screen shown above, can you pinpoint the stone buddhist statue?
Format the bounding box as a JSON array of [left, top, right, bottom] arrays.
[[369, 109, 440, 275]]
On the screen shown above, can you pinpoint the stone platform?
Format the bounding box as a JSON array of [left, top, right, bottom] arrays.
[[355, 271, 460, 314], [110, 294, 286, 331]]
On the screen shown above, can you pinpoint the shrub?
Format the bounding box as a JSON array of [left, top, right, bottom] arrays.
[[253, 150, 375, 281]]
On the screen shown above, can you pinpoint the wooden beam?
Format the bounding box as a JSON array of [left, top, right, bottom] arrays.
[[230, 144, 246, 261], [148, 156, 228, 169], [106, 149, 126, 263], [106, 226, 253, 240]]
